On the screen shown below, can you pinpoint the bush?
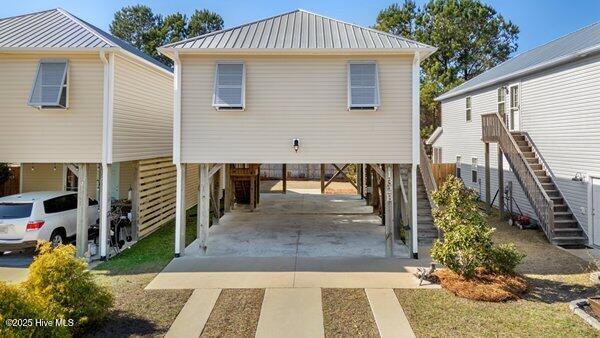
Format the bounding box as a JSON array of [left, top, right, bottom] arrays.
[[22, 242, 113, 333], [430, 176, 524, 278], [0, 282, 69, 338], [486, 243, 525, 274]]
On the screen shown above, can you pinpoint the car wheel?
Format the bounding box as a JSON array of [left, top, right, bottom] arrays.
[[50, 229, 66, 247]]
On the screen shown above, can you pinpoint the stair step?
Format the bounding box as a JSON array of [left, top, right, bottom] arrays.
[[519, 145, 533, 152], [554, 204, 568, 212], [552, 236, 587, 245], [526, 157, 538, 164], [545, 190, 561, 197], [542, 183, 556, 189], [554, 219, 579, 228], [530, 163, 543, 170], [538, 176, 552, 183], [554, 212, 574, 220]]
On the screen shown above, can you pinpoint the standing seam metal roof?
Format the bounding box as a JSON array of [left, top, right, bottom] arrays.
[[437, 21, 600, 101], [0, 8, 171, 72], [162, 9, 434, 51]]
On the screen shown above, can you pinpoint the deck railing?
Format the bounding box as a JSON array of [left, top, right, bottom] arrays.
[[481, 113, 554, 239]]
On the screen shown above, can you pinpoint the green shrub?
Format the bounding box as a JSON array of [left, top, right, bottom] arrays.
[[486, 243, 525, 274], [430, 176, 524, 278], [0, 282, 69, 338], [22, 242, 113, 333]]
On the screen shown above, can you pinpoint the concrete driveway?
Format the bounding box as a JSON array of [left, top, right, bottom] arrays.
[[0, 251, 33, 283]]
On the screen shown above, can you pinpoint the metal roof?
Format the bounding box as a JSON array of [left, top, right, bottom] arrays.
[[437, 21, 600, 101], [161, 9, 435, 53], [0, 8, 171, 72]]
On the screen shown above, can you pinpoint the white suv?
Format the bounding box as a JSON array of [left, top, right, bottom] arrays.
[[0, 191, 99, 254]]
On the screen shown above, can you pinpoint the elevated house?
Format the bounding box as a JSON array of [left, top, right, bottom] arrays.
[[0, 8, 197, 258], [159, 9, 437, 258], [432, 22, 600, 247]]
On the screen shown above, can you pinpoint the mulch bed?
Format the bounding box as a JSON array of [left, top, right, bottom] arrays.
[[201, 289, 264, 338], [434, 268, 528, 302], [321, 288, 379, 338]]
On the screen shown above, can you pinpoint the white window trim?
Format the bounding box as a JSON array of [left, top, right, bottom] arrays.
[[497, 87, 505, 115], [465, 96, 472, 122], [347, 61, 380, 110], [472, 157, 478, 182], [212, 61, 246, 110], [28, 59, 69, 109]]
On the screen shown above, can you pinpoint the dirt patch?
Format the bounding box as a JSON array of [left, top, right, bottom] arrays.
[[434, 268, 528, 302], [87, 273, 192, 337], [322, 289, 379, 338], [201, 289, 264, 337]]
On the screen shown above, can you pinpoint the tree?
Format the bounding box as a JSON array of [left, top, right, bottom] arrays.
[[375, 0, 519, 137], [109, 5, 159, 49], [110, 7, 224, 66], [188, 9, 224, 38]]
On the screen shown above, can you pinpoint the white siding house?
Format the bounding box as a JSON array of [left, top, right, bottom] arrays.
[[434, 22, 600, 247]]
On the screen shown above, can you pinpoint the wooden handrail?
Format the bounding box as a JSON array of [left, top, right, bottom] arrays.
[[481, 113, 554, 239], [419, 141, 438, 208]]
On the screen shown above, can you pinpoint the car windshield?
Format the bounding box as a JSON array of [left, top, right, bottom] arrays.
[[0, 203, 33, 219]]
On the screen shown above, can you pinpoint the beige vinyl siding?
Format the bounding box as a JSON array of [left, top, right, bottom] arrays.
[[437, 88, 536, 219], [520, 53, 600, 231], [180, 54, 413, 163], [21, 163, 98, 199], [0, 54, 103, 163], [112, 54, 173, 162]]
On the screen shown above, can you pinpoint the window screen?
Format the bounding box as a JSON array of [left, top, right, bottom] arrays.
[[29, 60, 68, 108], [497, 88, 505, 115], [213, 62, 244, 108], [348, 62, 380, 109]]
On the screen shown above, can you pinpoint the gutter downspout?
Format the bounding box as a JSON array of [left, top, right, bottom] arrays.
[[172, 51, 186, 256], [99, 50, 114, 260], [411, 52, 421, 259]]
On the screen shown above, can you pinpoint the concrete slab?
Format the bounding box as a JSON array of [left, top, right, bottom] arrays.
[[256, 288, 324, 338], [165, 289, 221, 338], [366, 289, 416, 338]]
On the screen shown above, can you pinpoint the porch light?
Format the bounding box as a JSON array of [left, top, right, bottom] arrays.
[[293, 139, 300, 153], [53, 164, 57, 172], [572, 172, 584, 182], [31, 165, 35, 172]]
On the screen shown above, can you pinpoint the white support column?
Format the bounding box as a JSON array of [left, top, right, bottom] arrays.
[[99, 163, 111, 259], [174, 163, 187, 257], [410, 164, 418, 259], [198, 164, 210, 253], [76, 164, 89, 258], [384, 164, 394, 257], [411, 52, 421, 260]]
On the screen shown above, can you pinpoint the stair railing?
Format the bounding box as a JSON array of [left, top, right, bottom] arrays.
[[481, 113, 555, 239], [419, 142, 438, 207]]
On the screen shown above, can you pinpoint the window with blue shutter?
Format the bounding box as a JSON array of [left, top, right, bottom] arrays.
[[28, 60, 68, 109]]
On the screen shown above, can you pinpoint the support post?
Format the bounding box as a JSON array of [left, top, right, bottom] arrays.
[[174, 163, 186, 257], [410, 163, 418, 259], [384, 164, 394, 257], [366, 165, 372, 206], [357, 164, 363, 198], [282, 164, 287, 194], [485, 142, 491, 214], [198, 164, 210, 253], [224, 164, 232, 212], [99, 163, 111, 260], [320, 164, 325, 194], [498, 145, 505, 219], [392, 164, 402, 241], [76, 164, 89, 258], [372, 168, 380, 212]]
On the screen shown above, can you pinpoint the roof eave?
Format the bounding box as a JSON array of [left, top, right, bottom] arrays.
[[436, 44, 600, 102], [158, 47, 437, 57]]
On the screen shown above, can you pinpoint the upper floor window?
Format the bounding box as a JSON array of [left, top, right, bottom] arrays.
[[28, 60, 68, 109], [497, 88, 505, 115], [465, 96, 472, 121], [348, 61, 380, 110], [213, 62, 245, 110]]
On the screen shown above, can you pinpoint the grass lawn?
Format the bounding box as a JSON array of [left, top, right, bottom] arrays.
[[396, 212, 600, 337], [88, 208, 199, 337]]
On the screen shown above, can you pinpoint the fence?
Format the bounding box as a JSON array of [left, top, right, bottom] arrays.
[[431, 163, 456, 187], [0, 166, 20, 197]]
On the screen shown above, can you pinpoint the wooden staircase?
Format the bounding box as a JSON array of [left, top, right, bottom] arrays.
[[399, 167, 437, 244], [511, 132, 587, 246], [482, 113, 587, 246]]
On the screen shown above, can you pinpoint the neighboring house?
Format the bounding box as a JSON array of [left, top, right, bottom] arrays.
[[433, 22, 600, 247], [0, 8, 197, 258], [158, 9, 437, 258]]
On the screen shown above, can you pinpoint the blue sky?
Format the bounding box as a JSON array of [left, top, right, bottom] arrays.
[[1, 1, 598, 54]]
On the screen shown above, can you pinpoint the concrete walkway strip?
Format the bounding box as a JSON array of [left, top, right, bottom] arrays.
[[256, 288, 324, 338], [366, 289, 416, 338], [165, 289, 221, 338]]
